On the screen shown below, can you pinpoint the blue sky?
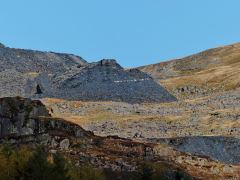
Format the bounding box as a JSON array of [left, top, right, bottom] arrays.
[[0, 0, 239, 67]]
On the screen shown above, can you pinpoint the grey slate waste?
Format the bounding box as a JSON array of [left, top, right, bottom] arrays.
[[0, 43, 177, 104]]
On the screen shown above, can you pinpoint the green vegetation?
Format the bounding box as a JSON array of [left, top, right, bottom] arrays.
[[136, 161, 193, 180], [178, 68, 203, 76], [0, 144, 106, 180], [137, 162, 168, 180], [0, 144, 192, 180]]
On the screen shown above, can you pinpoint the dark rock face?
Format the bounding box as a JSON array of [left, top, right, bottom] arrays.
[[0, 97, 86, 138], [0, 44, 177, 103], [0, 96, 50, 136]]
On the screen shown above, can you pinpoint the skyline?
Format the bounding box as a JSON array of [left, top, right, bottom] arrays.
[[1, 0, 240, 67], [1, 41, 239, 68]]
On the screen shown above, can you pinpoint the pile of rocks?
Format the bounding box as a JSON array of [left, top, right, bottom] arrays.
[[0, 43, 177, 104]]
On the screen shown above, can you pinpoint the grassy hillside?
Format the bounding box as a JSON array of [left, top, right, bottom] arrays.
[[137, 43, 240, 99]]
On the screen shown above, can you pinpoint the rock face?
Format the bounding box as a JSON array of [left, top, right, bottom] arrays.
[[0, 44, 177, 104], [0, 96, 86, 138], [0, 96, 49, 136]]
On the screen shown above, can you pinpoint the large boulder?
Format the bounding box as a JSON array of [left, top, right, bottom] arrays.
[[0, 97, 86, 138]]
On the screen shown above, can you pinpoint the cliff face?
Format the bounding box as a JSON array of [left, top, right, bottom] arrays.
[[0, 96, 50, 136], [0, 96, 89, 139]]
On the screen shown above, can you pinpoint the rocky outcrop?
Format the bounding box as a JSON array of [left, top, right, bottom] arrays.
[[0, 96, 50, 136], [0, 97, 89, 139]]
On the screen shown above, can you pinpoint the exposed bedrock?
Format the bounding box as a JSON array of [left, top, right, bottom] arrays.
[[0, 96, 87, 138]]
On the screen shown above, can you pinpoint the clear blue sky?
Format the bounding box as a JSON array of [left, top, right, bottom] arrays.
[[0, 0, 239, 67]]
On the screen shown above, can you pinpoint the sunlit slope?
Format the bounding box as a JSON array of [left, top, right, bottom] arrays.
[[41, 89, 240, 140], [137, 43, 240, 99]]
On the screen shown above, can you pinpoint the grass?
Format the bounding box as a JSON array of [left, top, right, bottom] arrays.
[[23, 72, 40, 77], [136, 42, 240, 99], [41, 95, 240, 139], [159, 61, 240, 99], [178, 68, 203, 76]]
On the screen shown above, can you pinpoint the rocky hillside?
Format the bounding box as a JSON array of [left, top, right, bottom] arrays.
[[1, 96, 240, 179], [0, 43, 87, 74], [147, 136, 240, 166], [0, 43, 176, 104], [35, 42, 240, 179], [137, 43, 240, 99], [44, 59, 176, 103], [44, 88, 240, 139], [1, 42, 240, 179]]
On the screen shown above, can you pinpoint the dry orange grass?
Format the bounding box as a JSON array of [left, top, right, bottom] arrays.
[[136, 42, 240, 99], [42, 96, 240, 138]]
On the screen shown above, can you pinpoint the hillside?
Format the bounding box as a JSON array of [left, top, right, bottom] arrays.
[[137, 43, 240, 99], [1, 97, 240, 179], [0, 43, 176, 104], [38, 42, 240, 180], [0, 43, 87, 74], [0, 42, 240, 179], [46, 59, 177, 103]]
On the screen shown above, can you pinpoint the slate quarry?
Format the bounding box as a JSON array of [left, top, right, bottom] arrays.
[[0, 43, 177, 104]]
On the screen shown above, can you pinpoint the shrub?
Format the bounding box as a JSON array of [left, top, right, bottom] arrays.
[[24, 146, 52, 180]]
